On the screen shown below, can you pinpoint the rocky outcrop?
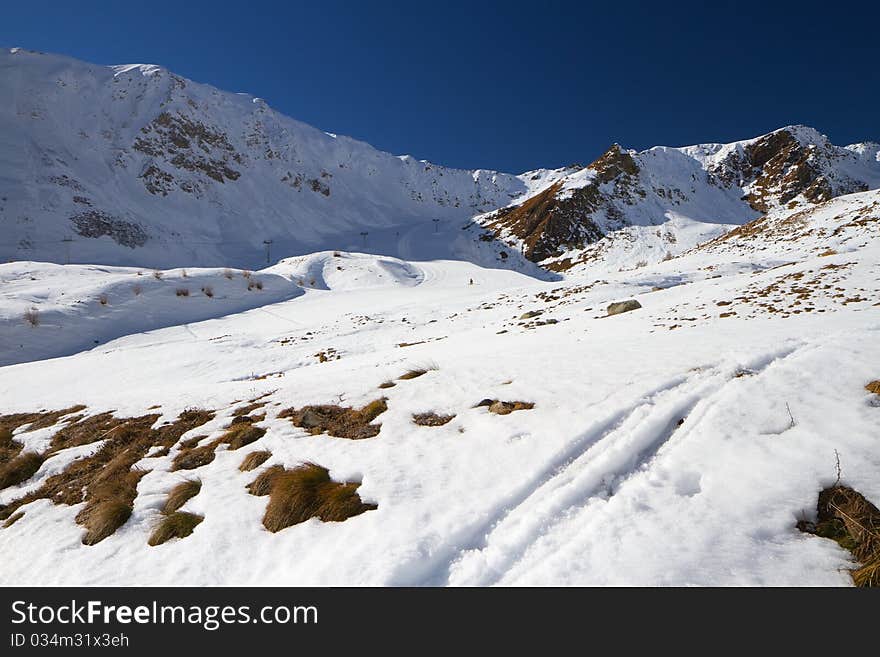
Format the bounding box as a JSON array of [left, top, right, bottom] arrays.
[[606, 300, 642, 316]]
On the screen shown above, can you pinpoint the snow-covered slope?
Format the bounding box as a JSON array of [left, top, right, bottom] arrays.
[[0, 48, 567, 269], [1, 183, 878, 585]]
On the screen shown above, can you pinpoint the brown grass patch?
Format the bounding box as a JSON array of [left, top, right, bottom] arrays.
[[239, 450, 271, 472], [0, 408, 214, 545], [79, 499, 134, 545], [163, 479, 201, 514], [865, 380, 880, 395], [399, 368, 429, 380], [2, 511, 24, 528], [413, 412, 455, 427], [279, 399, 387, 440], [232, 401, 266, 417], [378, 381, 396, 389], [175, 287, 190, 297], [1, 405, 87, 464], [475, 399, 535, 415], [257, 463, 376, 532], [247, 465, 286, 496], [221, 422, 266, 450], [0, 451, 45, 490], [148, 511, 203, 546], [172, 438, 222, 471], [797, 485, 880, 587]]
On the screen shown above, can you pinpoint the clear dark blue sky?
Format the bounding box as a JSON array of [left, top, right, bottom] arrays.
[[3, 0, 877, 172]]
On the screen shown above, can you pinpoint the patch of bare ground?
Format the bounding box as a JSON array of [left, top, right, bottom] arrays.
[[279, 399, 387, 439], [249, 463, 376, 532], [412, 412, 455, 427], [865, 381, 880, 395], [0, 408, 214, 545], [798, 485, 880, 587], [475, 399, 535, 415]]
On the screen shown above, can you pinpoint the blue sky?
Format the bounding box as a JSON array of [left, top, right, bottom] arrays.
[[2, 0, 877, 173]]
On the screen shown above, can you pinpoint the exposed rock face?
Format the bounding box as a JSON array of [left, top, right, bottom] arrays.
[[710, 128, 870, 212], [70, 211, 148, 248], [606, 300, 642, 316]]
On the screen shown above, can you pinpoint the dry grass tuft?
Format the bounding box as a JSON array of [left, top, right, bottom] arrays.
[[152, 270, 163, 280], [223, 268, 234, 280], [175, 287, 190, 297], [378, 381, 396, 389], [172, 438, 221, 471], [98, 293, 109, 306], [232, 401, 266, 417], [23, 307, 40, 327], [79, 499, 135, 546], [258, 463, 376, 532], [163, 479, 201, 514], [399, 367, 432, 380], [221, 422, 266, 450], [2, 511, 24, 528], [247, 465, 286, 496], [798, 485, 880, 587], [239, 450, 271, 472], [0, 452, 45, 490], [148, 511, 203, 546], [132, 283, 143, 296], [279, 398, 387, 440], [865, 380, 880, 395], [201, 285, 214, 298], [413, 412, 455, 427]]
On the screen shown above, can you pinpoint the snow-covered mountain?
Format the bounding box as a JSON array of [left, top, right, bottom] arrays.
[[479, 126, 880, 273], [2, 48, 879, 587], [3, 47, 878, 276], [0, 47, 566, 269]]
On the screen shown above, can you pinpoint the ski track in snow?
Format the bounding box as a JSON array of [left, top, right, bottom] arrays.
[[385, 342, 808, 586]]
